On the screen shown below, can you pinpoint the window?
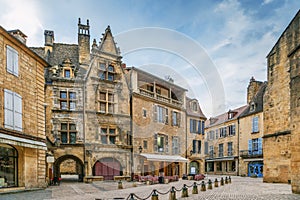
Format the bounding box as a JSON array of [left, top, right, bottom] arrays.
[[191, 102, 197, 111], [6, 45, 18, 76], [228, 142, 233, 156], [192, 140, 201, 154], [248, 138, 263, 155], [209, 145, 214, 158], [252, 116, 259, 133], [154, 134, 168, 153], [154, 105, 168, 124], [59, 91, 76, 110], [64, 69, 71, 78], [218, 143, 224, 157], [99, 63, 115, 81], [143, 109, 147, 117], [204, 142, 208, 155], [4, 89, 22, 131], [98, 91, 115, 113], [219, 127, 227, 138], [172, 136, 179, 154], [100, 127, 117, 145], [59, 123, 77, 144], [143, 140, 148, 149], [0, 144, 18, 188], [228, 124, 236, 136], [171, 111, 180, 126]]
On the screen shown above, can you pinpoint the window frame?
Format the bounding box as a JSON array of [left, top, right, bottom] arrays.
[[6, 45, 19, 76], [4, 89, 22, 131], [59, 122, 77, 144]]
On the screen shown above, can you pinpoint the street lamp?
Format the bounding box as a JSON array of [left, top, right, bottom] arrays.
[[139, 145, 143, 153], [190, 150, 193, 157]]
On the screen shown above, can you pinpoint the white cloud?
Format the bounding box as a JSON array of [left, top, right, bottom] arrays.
[[0, 0, 44, 46], [262, 0, 274, 5]]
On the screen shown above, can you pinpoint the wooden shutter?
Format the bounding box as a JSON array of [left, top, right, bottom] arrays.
[[204, 142, 208, 154], [165, 135, 169, 153], [14, 49, 19, 76], [4, 89, 14, 129], [190, 119, 193, 133], [248, 139, 252, 154], [165, 108, 168, 124], [14, 93, 22, 131], [258, 138, 263, 154], [154, 133, 158, 152], [202, 121, 205, 134], [177, 112, 181, 127], [6, 46, 14, 74], [153, 105, 157, 122], [197, 121, 201, 134]]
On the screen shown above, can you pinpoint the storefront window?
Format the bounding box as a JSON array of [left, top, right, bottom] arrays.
[[0, 144, 18, 188]]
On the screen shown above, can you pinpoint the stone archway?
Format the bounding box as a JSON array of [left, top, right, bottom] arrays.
[[93, 157, 122, 180], [54, 155, 84, 182]]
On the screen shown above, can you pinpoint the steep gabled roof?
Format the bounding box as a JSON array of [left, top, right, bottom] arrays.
[[186, 97, 206, 119], [98, 25, 120, 56]]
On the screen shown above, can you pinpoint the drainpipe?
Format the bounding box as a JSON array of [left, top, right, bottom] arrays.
[[237, 117, 240, 176]]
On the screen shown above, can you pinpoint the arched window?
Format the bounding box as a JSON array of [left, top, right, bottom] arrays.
[[0, 144, 18, 188]]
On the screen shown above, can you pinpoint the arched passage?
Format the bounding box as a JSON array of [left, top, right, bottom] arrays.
[[93, 157, 122, 180], [189, 161, 200, 175], [54, 155, 84, 182]]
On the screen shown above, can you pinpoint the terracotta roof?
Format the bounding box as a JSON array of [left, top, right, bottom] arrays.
[[205, 105, 248, 128]]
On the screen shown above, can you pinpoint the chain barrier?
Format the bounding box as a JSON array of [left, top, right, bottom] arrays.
[[122, 176, 232, 200]]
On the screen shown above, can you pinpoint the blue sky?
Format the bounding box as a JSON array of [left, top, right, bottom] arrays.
[[0, 0, 299, 117]]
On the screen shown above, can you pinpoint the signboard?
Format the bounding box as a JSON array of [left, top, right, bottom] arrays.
[[46, 156, 55, 163]]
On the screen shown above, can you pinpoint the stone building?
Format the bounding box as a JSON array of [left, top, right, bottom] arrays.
[[186, 98, 206, 175], [204, 105, 247, 175], [0, 27, 48, 190], [31, 19, 132, 181], [125, 67, 189, 178], [263, 10, 300, 193], [238, 78, 266, 177]]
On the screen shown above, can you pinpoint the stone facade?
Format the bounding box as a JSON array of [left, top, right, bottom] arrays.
[[264, 10, 300, 193], [204, 106, 247, 176], [0, 27, 48, 190], [238, 79, 266, 177]]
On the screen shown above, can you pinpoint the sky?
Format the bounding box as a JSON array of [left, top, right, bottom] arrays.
[[0, 0, 299, 117]]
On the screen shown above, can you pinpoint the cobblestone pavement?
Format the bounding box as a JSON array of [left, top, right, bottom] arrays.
[[1, 176, 299, 200]]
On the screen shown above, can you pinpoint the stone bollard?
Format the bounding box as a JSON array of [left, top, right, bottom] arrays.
[[200, 181, 206, 191], [129, 193, 135, 200], [169, 186, 176, 200], [118, 180, 123, 189], [132, 181, 137, 187], [229, 176, 232, 184], [192, 182, 198, 194], [152, 189, 158, 200], [207, 179, 213, 190], [181, 184, 188, 198], [214, 178, 219, 187], [225, 177, 228, 184], [220, 177, 224, 186]]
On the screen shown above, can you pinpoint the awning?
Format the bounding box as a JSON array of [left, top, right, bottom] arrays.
[[205, 156, 237, 162], [140, 153, 188, 163], [0, 133, 47, 150]]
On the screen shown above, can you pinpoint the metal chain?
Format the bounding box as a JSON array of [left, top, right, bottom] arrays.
[[174, 186, 183, 192], [131, 190, 154, 200], [156, 188, 171, 195]]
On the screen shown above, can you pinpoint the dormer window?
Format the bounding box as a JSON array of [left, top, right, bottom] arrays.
[[250, 102, 256, 112], [228, 112, 234, 119], [64, 69, 70, 78], [191, 101, 198, 111]]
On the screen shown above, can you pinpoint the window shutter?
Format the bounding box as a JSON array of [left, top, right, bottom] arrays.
[[14, 93, 22, 131], [153, 105, 157, 122], [177, 112, 181, 127], [6, 46, 13, 73], [193, 140, 197, 153], [14, 50, 19, 76], [165, 108, 168, 124], [198, 141, 201, 154], [202, 121, 205, 134], [154, 133, 158, 152], [165, 135, 169, 153], [172, 136, 175, 154], [190, 119, 193, 133], [178, 137, 180, 154], [204, 142, 208, 154], [258, 138, 263, 154], [197, 121, 201, 134], [248, 139, 252, 154], [4, 89, 14, 129]]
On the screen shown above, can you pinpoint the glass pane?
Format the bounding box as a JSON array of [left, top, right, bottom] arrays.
[[61, 123, 68, 130], [100, 63, 106, 70], [108, 103, 114, 113], [108, 93, 114, 102], [101, 128, 107, 134], [100, 92, 106, 100], [70, 124, 76, 130], [69, 102, 76, 110], [60, 92, 67, 99], [69, 133, 76, 144], [99, 72, 106, 80], [60, 101, 67, 110], [109, 129, 115, 134], [100, 103, 106, 112], [109, 136, 116, 144], [69, 92, 76, 99], [61, 132, 68, 143], [108, 65, 114, 72], [108, 73, 114, 81], [64, 70, 70, 78], [101, 136, 107, 144]]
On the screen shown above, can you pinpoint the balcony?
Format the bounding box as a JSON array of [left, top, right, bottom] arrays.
[[138, 88, 183, 107], [240, 150, 263, 158]]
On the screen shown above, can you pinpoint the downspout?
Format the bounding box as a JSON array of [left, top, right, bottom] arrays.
[[185, 102, 188, 176], [83, 81, 86, 178]]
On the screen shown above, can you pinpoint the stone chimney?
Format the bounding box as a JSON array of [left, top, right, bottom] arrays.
[[44, 30, 54, 56], [78, 18, 90, 70], [247, 77, 263, 104], [8, 29, 27, 44]]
